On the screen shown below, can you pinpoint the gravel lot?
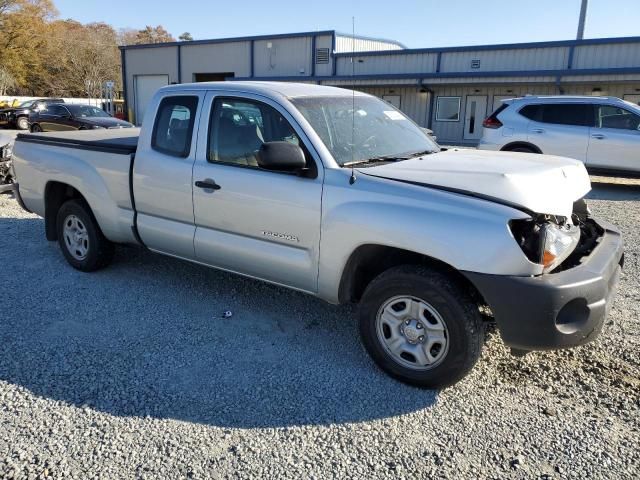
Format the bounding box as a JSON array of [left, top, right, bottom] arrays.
[[0, 180, 639, 479]]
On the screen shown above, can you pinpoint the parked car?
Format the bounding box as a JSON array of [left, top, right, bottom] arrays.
[[479, 95, 640, 176], [0, 98, 64, 130], [10, 82, 623, 389], [29, 104, 133, 132]]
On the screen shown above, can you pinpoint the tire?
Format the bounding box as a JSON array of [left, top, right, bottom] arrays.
[[30, 124, 42, 133], [358, 265, 484, 389], [16, 117, 29, 130], [506, 146, 537, 154], [56, 199, 114, 272]]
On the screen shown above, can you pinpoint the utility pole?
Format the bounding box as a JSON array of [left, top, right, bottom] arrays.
[[577, 0, 588, 40]]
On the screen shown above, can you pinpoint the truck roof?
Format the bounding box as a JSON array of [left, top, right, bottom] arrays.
[[160, 81, 368, 99]]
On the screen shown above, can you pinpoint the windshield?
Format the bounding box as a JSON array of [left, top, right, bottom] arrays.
[[18, 100, 34, 108], [290, 95, 438, 166], [66, 105, 111, 118]]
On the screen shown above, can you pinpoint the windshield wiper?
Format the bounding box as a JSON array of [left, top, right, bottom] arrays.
[[343, 149, 435, 167]]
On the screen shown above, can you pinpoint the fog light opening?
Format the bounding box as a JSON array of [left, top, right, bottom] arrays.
[[555, 298, 590, 334]]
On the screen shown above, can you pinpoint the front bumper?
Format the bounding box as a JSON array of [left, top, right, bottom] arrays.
[[463, 219, 623, 351]]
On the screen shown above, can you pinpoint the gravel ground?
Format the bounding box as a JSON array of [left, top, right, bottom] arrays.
[[0, 180, 639, 480]]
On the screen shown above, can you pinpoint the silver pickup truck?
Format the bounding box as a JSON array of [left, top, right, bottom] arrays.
[[10, 82, 623, 388]]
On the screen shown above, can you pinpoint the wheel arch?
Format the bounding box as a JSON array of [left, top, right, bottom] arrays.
[[44, 181, 90, 241], [500, 141, 542, 154], [337, 244, 487, 308]]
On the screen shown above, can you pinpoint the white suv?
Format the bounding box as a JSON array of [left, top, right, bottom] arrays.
[[479, 96, 640, 175]]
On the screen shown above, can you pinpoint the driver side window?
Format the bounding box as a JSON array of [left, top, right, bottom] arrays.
[[208, 98, 302, 168]]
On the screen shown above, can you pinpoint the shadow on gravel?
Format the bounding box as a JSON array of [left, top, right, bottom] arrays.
[[587, 182, 640, 201], [0, 215, 437, 428]]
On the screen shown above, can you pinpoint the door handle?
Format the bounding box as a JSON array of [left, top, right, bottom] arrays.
[[195, 179, 221, 191], [531, 128, 545, 134], [591, 133, 606, 140]]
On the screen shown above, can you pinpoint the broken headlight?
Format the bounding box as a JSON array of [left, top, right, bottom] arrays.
[[510, 218, 581, 273]]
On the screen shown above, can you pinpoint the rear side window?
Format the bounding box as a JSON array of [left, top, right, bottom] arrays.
[[152, 96, 199, 158], [519, 104, 542, 121], [521, 103, 593, 127]]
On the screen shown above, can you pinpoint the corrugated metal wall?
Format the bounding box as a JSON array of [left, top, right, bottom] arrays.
[[573, 42, 640, 69], [335, 35, 403, 53], [314, 35, 334, 77], [440, 47, 568, 72], [254, 37, 313, 77], [353, 86, 430, 126], [336, 53, 438, 76], [180, 42, 251, 80]]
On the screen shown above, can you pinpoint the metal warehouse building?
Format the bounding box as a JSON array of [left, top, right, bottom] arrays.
[[120, 30, 640, 145]]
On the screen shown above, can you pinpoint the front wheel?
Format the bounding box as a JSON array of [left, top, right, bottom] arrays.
[[56, 199, 114, 272], [358, 265, 484, 389]]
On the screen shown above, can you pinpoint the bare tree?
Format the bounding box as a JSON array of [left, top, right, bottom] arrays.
[[0, 67, 16, 95]]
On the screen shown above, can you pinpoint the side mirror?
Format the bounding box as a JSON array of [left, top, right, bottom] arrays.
[[257, 141, 306, 172]]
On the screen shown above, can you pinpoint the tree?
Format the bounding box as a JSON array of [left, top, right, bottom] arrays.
[[0, 0, 57, 94], [134, 25, 175, 44], [178, 32, 193, 41], [0, 67, 16, 95]]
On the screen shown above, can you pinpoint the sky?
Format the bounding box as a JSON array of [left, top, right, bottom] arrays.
[[54, 0, 640, 48]]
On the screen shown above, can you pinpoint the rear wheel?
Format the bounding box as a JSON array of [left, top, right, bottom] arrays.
[[30, 124, 42, 133], [358, 265, 484, 389], [16, 117, 28, 130], [56, 199, 114, 272]]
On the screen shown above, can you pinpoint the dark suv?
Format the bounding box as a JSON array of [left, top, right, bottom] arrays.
[[0, 98, 64, 130]]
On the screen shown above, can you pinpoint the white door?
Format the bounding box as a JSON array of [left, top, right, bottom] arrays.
[[134, 74, 169, 126], [463, 95, 487, 141], [587, 103, 640, 173], [382, 95, 401, 109]]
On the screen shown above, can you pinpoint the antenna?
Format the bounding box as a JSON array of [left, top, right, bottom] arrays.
[[349, 16, 357, 185]]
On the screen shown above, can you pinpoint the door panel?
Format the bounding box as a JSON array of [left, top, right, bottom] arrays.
[[463, 95, 487, 141], [525, 104, 592, 162], [528, 121, 590, 161], [133, 92, 204, 259], [192, 92, 323, 293]]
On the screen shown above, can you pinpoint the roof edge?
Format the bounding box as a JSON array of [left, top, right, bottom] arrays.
[[119, 29, 337, 50]]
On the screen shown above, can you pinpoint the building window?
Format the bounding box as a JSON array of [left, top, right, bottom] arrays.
[[435, 97, 461, 122]]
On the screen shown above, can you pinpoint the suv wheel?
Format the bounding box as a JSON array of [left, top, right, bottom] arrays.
[[506, 146, 537, 154], [16, 117, 28, 130], [31, 124, 42, 133], [358, 265, 484, 389], [56, 199, 114, 271]]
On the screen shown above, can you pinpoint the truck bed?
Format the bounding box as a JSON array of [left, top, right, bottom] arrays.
[[16, 128, 140, 155]]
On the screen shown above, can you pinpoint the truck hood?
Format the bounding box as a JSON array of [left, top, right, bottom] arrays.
[[358, 149, 591, 217]]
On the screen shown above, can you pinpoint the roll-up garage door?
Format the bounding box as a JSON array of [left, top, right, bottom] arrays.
[[134, 74, 169, 126]]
